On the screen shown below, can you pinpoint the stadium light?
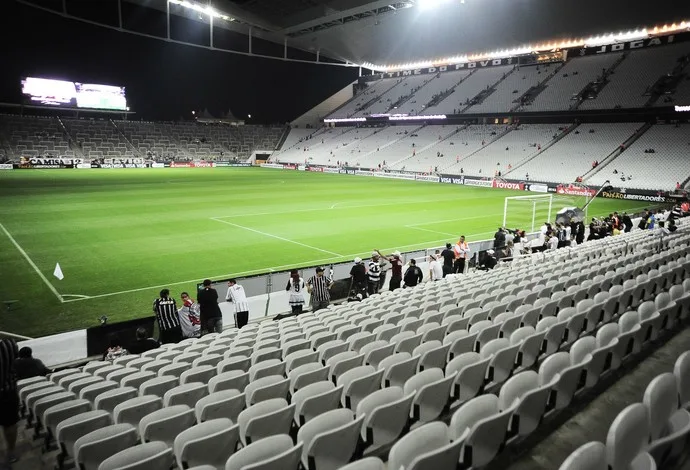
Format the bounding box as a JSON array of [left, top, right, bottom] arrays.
[[168, 0, 234, 22], [417, 0, 454, 10], [365, 19, 688, 72]]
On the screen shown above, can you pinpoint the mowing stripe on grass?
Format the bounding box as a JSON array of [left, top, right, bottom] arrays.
[[0, 222, 64, 303], [210, 217, 343, 257]]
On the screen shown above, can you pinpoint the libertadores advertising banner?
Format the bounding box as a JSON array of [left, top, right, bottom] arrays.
[[463, 178, 494, 187], [0, 164, 13, 170]]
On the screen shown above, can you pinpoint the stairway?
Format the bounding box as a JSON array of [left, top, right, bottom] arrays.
[[581, 122, 653, 182], [462, 66, 517, 113], [390, 125, 468, 169], [570, 53, 629, 110], [352, 124, 426, 165], [55, 116, 84, 158], [440, 124, 516, 173], [503, 122, 579, 177], [423, 69, 477, 111], [109, 119, 142, 157], [510, 62, 566, 112]]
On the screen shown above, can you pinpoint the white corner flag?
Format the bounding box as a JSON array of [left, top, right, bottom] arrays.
[[53, 263, 64, 281]]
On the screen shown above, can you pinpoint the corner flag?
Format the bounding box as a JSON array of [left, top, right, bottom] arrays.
[[53, 263, 64, 281]]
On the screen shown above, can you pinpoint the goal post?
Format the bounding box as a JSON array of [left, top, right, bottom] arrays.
[[503, 194, 553, 233]]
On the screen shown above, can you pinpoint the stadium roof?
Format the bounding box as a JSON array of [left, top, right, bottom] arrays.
[[26, 0, 689, 69], [205, 0, 688, 66]]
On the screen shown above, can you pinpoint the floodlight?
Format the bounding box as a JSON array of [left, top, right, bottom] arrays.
[[417, 0, 454, 10]]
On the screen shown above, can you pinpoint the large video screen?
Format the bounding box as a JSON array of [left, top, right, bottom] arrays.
[[21, 77, 128, 111]]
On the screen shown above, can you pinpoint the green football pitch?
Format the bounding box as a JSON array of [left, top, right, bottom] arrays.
[[0, 168, 652, 338]]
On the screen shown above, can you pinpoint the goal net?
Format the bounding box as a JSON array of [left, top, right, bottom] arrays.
[[503, 195, 553, 233], [503, 185, 594, 232]]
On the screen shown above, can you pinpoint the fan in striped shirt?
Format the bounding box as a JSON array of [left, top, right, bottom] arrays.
[[307, 267, 333, 312], [367, 251, 382, 295], [153, 289, 183, 344]]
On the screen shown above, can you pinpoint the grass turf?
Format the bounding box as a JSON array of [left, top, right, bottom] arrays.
[[0, 168, 651, 338]]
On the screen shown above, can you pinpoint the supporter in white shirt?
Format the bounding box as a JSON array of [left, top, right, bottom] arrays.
[[225, 279, 250, 329], [429, 254, 444, 281], [548, 234, 559, 250]]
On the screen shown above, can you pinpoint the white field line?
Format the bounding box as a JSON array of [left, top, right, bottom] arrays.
[[61, 294, 92, 299], [404, 225, 459, 238], [210, 217, 343, 257], [60, 231, 497, 303], [0, 222, 64, 303]]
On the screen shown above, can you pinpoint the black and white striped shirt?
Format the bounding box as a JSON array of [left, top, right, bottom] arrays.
[[368, 261, 381, 283], [0, 339, 18, 392], [307, 275, 333, 302], [153, 297, 181, 331]]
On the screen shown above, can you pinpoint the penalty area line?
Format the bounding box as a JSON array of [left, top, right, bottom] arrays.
[[0, 222, 64, 303], [210, 217, 343, 258]]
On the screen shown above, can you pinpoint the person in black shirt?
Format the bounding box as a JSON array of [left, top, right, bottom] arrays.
[[621, 213, 633, 233], [197, 279, 223, 335], [403, 259, 424, 288], [440, 243, 455, 278], [0, 339, 19, 464], [153, 289, 182, 344], [349, 258, 368, 299], [13, 347, 50, 380], [493, 228, 506, 251], [128, 328, 160, 355]]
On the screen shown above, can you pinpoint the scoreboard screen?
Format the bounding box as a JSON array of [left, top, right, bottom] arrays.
[[21, 77, 128, 111]]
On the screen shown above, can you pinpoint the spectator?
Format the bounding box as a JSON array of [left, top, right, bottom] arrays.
[[376, 251, 390, 292], [286, 270, 306, 315], [13, 347, 50, 380], [429, 254, 444, 281], [153, 289, 183, 344], [226, 279, 250, 329], [647, 210, 656, 230], [453, 236, 470, 274], [350, 257, 368, 299], [385, 251, 404, 291], [403, 259, 423, 288], [128, 328, 160, 354], [103, 337, 128, 362], [621, 212, 633, 233], [493, 228, 506, 251], [0, 339, 19, 466], [440, 243, 455, 278], [198, 279, 223, 335], [178, 292, 201, 339], [307, 267, 333, 312]]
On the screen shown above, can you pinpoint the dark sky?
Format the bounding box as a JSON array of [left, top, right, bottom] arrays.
[[0, 1, 360, 123]]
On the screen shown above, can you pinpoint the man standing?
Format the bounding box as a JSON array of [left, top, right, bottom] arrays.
[[14, 347, 50, 380], [197, 279, 223, 335], [153, 289, 183, 344], [384, 251, 404, 291], [178, 292, 201, 339], [376, 251, 390, 292], [493, 228, 506, 251], [350, 257, 368, 299], [453, 236, 470, 274], [440, 243, 455, 278], [367, 252, 382, 295], [226, 279, 250, 329], [0, 339, 19, 467], [403, 259, 424, 288], [429, 253, 444, 281], [307, 267, 333, 312]]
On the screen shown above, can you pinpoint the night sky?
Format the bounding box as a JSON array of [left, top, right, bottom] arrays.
[[0, 1, 360, 123]]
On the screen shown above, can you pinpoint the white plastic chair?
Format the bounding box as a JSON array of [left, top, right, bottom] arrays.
[[74, 423, 138, 470], [404, 368, 455, 423], [237, 398, 295, 445], [173, 418, 240, 470], [224, 434, 302, 470], [388, 421, 467, 470], [292, 381, 343, 427], [139, 405, 196, 448], [296, 408, 365, 470], [98, 441, 173, 470], [355, 386, 414, 450]]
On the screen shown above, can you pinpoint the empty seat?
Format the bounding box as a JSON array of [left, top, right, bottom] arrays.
[[337, 365, 383, 410], [79, 380, 119, 404], [296, 408, 365, 470], [558, 441, 607, 470], [244, 375, 290, 406], [292, 381, 343, 427], [538, 352, 586, 410], [498, 371, 551, 438], [606, 403, 656, 470], [388, 421, 467, 470], [121, 371, 157, 390], [356, 386, 415, 450], [195, 390, 245, 423], [379, 353, 419, 389], [248, 359, 286, 382], [74, 423, 138, 470], [163, 382, 208, 408], [98, 441, 173, 470], [237, 398, 295, 445], [289, 363, 330, 393], [180, 366, 216, 385], [95, 387, 138, 414], [446, 352, 490, 403], [404, 368, 455, 423], [224, 434, 302, 470], [174, 418, 240, 470], [139, 405, 196, 448], [450, 394, 512, 469], [209, 371, 250, 394], [114, 395, 163, 429], [139, 375, 178, 398]]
